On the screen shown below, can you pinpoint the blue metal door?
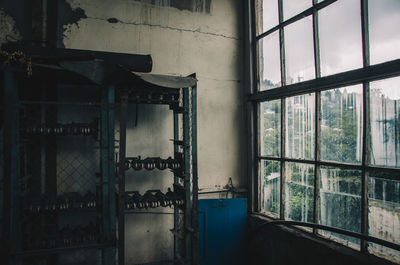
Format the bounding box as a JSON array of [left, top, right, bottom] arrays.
[[198, 198, 247, 265]]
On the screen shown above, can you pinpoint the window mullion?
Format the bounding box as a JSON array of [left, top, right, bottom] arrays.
[[361, 0, 371, 253], [312, 0, 321, 234], [278, 0, 286, 220]]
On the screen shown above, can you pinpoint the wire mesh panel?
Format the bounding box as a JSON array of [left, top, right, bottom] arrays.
[[18, 84, 107, 265]]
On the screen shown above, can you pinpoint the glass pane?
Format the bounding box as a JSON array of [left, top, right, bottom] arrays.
[[256, 0, 279, 35], [319, 167, 362, 250], [369, 0, 400, 65], [260, 100, 281, 157], [261, 160, 280, 216], [369, 171, 400, 263], [285, 162, 314, 222], [258, 32, 281, 91], [283, 0, 311, 21], [370, 77, 400, 168], [285, 94, 315, 160], [319, 0, 363, 76], [321, 85, 363, 164], [285, 17, 315, 85]]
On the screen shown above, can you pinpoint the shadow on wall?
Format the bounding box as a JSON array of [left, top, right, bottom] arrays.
[[133, 0, 212, 13]]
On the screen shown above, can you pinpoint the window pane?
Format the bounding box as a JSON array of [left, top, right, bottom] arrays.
[[370, 77, 400, 168], [319, 167, 362, 250], [369, 0, 400, 65], [260, 100, 281, 157], [285, 94, 315, 160], [261, 160, 280, 216], [283, 0, 311, 21], [258, 32, 281, 91], [319, 0, 363, 76], [321, 85, 363, 164], [369, 171, 400, 263], [285, 17, 315, 85], [256, 0, 279, 35], [285, 162, 314, 222]]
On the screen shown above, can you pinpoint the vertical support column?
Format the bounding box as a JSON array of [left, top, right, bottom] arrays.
[[280, 98, 286, 220], [278, 0, 286, 220], [101, 86, 110, 264], [183, 88, 192, 264], [245, 0, 258, 213], [3, 69, 21, 265], [312, 0, 322, 234], [44, 82, 58, 265], [108, 86, 117, 263], [173, 109, 179, 260], [361, 0, 371, 253], [191, 83, 198, 265], [254, 103, 260, 212], [118, 93, 128, 265], [101, 85, 116, 265]]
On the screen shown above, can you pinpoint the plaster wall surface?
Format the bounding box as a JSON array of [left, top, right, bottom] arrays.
[[61, 0, 246, 191], [58, 0, 245, 263]]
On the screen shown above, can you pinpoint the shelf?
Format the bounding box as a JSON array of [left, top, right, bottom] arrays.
[[13, 242, 116, 257]]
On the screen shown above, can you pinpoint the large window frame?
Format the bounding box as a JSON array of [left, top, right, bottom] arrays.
[[249, 0, 400, 259]]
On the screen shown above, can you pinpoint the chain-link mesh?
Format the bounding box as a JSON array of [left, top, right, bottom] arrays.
[[19, 100, 103, 265]]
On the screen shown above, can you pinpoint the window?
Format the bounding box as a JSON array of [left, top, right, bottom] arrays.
[[253, 0, 400, 263]]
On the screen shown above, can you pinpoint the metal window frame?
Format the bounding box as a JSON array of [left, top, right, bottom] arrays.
[[251, 0, 400, 255]]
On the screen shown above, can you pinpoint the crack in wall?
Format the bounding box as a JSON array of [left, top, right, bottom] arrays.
[[83, 16, 241, 41]]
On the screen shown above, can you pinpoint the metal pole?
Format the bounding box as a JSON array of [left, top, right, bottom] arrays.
[[191, 82, 199, 265], [173, 109, 179, 260], [101, 86, 110, 264], [118, 93, 128, 265], [3, 69, 21, 265], [361, 0, 371, 253], [108, 85, 117, 264], [183, 88, 192, 264], [101, 85, 116, 265]]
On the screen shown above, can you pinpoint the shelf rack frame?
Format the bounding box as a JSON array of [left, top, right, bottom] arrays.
[[117, 73, 198, 265]]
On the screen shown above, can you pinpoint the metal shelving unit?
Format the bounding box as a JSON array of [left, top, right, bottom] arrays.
[[116, 73, 198, 265], [2, 46, 198, 265], [1, 46, 152, 265], [2, 73, 117, 265]]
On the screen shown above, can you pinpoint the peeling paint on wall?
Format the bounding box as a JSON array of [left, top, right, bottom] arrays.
[[0, 9, 21, 47], [58, 0, 87, 47], [134, 0, 212, 14]]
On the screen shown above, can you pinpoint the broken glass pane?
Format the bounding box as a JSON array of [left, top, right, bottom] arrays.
[[260, 100, 281, 157], [321, 85, 363, 164]]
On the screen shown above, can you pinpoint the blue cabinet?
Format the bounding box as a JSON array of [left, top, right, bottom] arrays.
[[198, 198, 247, 265]]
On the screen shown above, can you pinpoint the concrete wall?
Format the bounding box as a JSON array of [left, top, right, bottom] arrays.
[[60, 0, 246, 263], [60, 0, 246, 192]]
